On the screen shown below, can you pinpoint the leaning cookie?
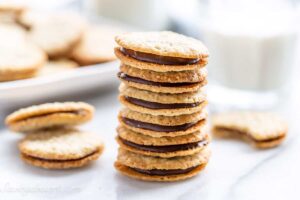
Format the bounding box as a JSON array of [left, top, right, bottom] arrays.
[[116, 126, 209, 158], [211, 112, 288, 148], [29, 13, 86, 58], [5, 102, 94, 133], [19, 128, 104, 169], [115, 148, 210, 182]]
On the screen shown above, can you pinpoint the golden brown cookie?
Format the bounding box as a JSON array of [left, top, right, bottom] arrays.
[[211, 112, 288, 148], [118, 71, 207, 94], [119, 108, 207, 126], [115, 31, 209, 59], [29, 13, 86, 58], [6, 102, 94, 133], [117, 126, 209, 158], [119, 114, 207, 138], [119, 95, 208, 116], [19, 128, 104, 169], [120, 65, 207, 83], [115, 148, 210, 182], [71, 26, 123, 65], [119, 83, 206, 104], [0, 26, 47, 82], [115, 47, 207, 72], [37, 59, 78, 76]]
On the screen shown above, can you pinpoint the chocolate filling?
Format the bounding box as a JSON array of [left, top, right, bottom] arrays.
[[118, 72, 198, 87], [215, 127, 285, 143], [120, 47, 200, 65], [119, 137, 208, 153], [131, 165, 199, 176], [125, 96, 201, 109], [22, 150, 99, 163], [122, 117, 198, 132], [14, 110, 86, 122]]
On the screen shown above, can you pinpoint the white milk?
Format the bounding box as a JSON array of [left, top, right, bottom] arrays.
[[203, 8, 298, 91]]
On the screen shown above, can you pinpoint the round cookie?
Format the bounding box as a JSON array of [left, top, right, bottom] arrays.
[[29, 13, 86, 58], [119, 95, 208, 116], [118, 114, 207, 138], [71, 26, 123, 65], [115, 148, 210, 182], [37, 59, 78, 76], [115, 47, 207, 72], [119, 83, 206, 104], [118, 72, 207, 94], [19, 128, 104, 169], [117, 126, 209, 158], [115, 31, 209, 59], [115, 162, 207, 182], [0, 29, 46, 82], [5, 102, 94, 133], [211, 111, 288, 149], [119, 108, 207, 126], [120, 65, 207, 83]]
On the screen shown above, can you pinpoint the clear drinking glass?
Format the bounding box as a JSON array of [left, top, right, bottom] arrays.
[[198, 0, 299, 111]]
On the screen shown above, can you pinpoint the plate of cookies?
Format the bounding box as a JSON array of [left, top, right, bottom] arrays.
[[0, 6, 127, 104]]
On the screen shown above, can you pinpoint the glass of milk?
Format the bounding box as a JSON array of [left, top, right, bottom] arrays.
[[199, 0, 299, 110]]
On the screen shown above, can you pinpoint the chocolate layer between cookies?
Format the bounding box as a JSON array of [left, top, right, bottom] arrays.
[[118, 72, 200, 87], [121, 117, 202, 132], [124, 96, 201, 109], [130, 165, 199, 176], [118, 136, 208, 153], [120, 47, 200, 65]]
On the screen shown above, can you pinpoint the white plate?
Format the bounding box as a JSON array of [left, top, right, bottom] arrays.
[[0, 61, 119, 106]]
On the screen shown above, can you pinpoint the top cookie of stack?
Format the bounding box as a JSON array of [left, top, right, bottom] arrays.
[[115, 31, 210, 182], [116, 31, 208, 94]]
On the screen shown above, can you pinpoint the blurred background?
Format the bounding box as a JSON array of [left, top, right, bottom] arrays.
[[0, 0, 299, 112]]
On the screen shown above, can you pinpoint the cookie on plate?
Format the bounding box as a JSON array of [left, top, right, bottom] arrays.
[[5, 102, 94, 133], [0, 28, 46, 82], [37, 59, 78, 76], [71, 26, 123, 65], [19, 128, 104, 169], [211, 111, 288, 148], [29, 13, 86, 58], [115, 148, 210, 182], [116, 126, 209, 158]]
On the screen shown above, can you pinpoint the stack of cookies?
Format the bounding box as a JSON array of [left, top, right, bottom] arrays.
[[114, 31, 211, 182], [5, 102, 104, 169]]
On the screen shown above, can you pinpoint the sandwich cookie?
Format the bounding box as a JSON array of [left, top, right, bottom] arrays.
[[6, 102, 94, 133], [115, 148, 210, 182], [116, 126, 209, 158], [115, 31, 209, 94], [212, 112, 288, 148], [119, 84, 207, 116], [118, 113, 207, 138], [118, 71, 207, 94], [19, 128, 104, 169], [114, 47, 207, 72]]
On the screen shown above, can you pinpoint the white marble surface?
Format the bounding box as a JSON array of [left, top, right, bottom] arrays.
[[0, 84, 299, 200]]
